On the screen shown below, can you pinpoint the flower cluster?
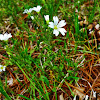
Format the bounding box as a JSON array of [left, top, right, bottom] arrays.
[[23, 5, 42, 20], [23, 5, 42, 14], [23, 5, 67, 36], [23, 8, 34, 14], [0, 5, 67, 73], [0, 65, 6, 72]]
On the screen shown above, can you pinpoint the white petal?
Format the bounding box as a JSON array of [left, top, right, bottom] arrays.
[[33, 7, 37, 11], [44, 15, 49, 21], [0, 69, 2, 72], [53, 16, 59, 25], [4, 37, 8, 40], [8, 33, 12, 38], [57, 20, 66, 28], [0, 34, 4, 40], [3, 68, 5, 71], [33, 5, 42, 12], [37, 5, 42, 10], [53, 29, 59, 36], [4, 33, 8, 36], [31, 16, 34, 20], [0, 33, 12, 40], [3, 34, 8, 40], [48, 22, 54, 28], [29, 8, 33, 13], [23, 9, 28, 14], [4, 33, 11, 40], [95, 24, 99, 30], [58, 28, 67, 36], [89, 29, 91, 31], [4, 66, 6, 68]]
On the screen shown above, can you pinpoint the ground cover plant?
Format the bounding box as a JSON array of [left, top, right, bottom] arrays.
[[0, 0, 100, 100]]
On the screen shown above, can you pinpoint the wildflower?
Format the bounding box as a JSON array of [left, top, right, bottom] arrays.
[[0, 33, 12, 41], [0, 65, 6, 72], [95, 24, 99, 30], [33, 5, 42, 13], [48, 16, 67, 36], [23, 8, 33, 14], [30, 16, 34, 20], [44, 15, 49, 24]]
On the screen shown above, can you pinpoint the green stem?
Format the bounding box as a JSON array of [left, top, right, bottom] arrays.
[[15, 61, 42, 98]]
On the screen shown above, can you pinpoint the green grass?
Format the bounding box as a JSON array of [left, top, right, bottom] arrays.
[[0, 0, 100, 99]]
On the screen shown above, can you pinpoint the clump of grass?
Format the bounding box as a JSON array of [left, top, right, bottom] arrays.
[[0, 0, 100, 100]]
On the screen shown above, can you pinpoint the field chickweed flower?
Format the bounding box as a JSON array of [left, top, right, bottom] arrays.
[[0, 65, 6, 72], [95, 24, 99, 30], [48, 16, 67, 36], [33, 5, 42, 13], [0, 33, 12, 41], [23, 8, 33, 14], [44, 15, 49, 24]]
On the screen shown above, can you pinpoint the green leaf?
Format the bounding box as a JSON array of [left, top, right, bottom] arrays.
[[40, 76, 49, 87], [18, 94, 31, 100], [0, 80, 11, 100], [67, 70, 74, 73]]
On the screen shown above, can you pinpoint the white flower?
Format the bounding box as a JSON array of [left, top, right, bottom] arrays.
[[30, 16, 34, 20], [44, 15, 49, 24], [33, 5, 42, 13], [23, 8, 33, 14], [95, 24, 99, 30], [44, 15, 49, 21], [48, 16, 67, 36], [0, 65, 6, 72], [0, 33, 12, 41]]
